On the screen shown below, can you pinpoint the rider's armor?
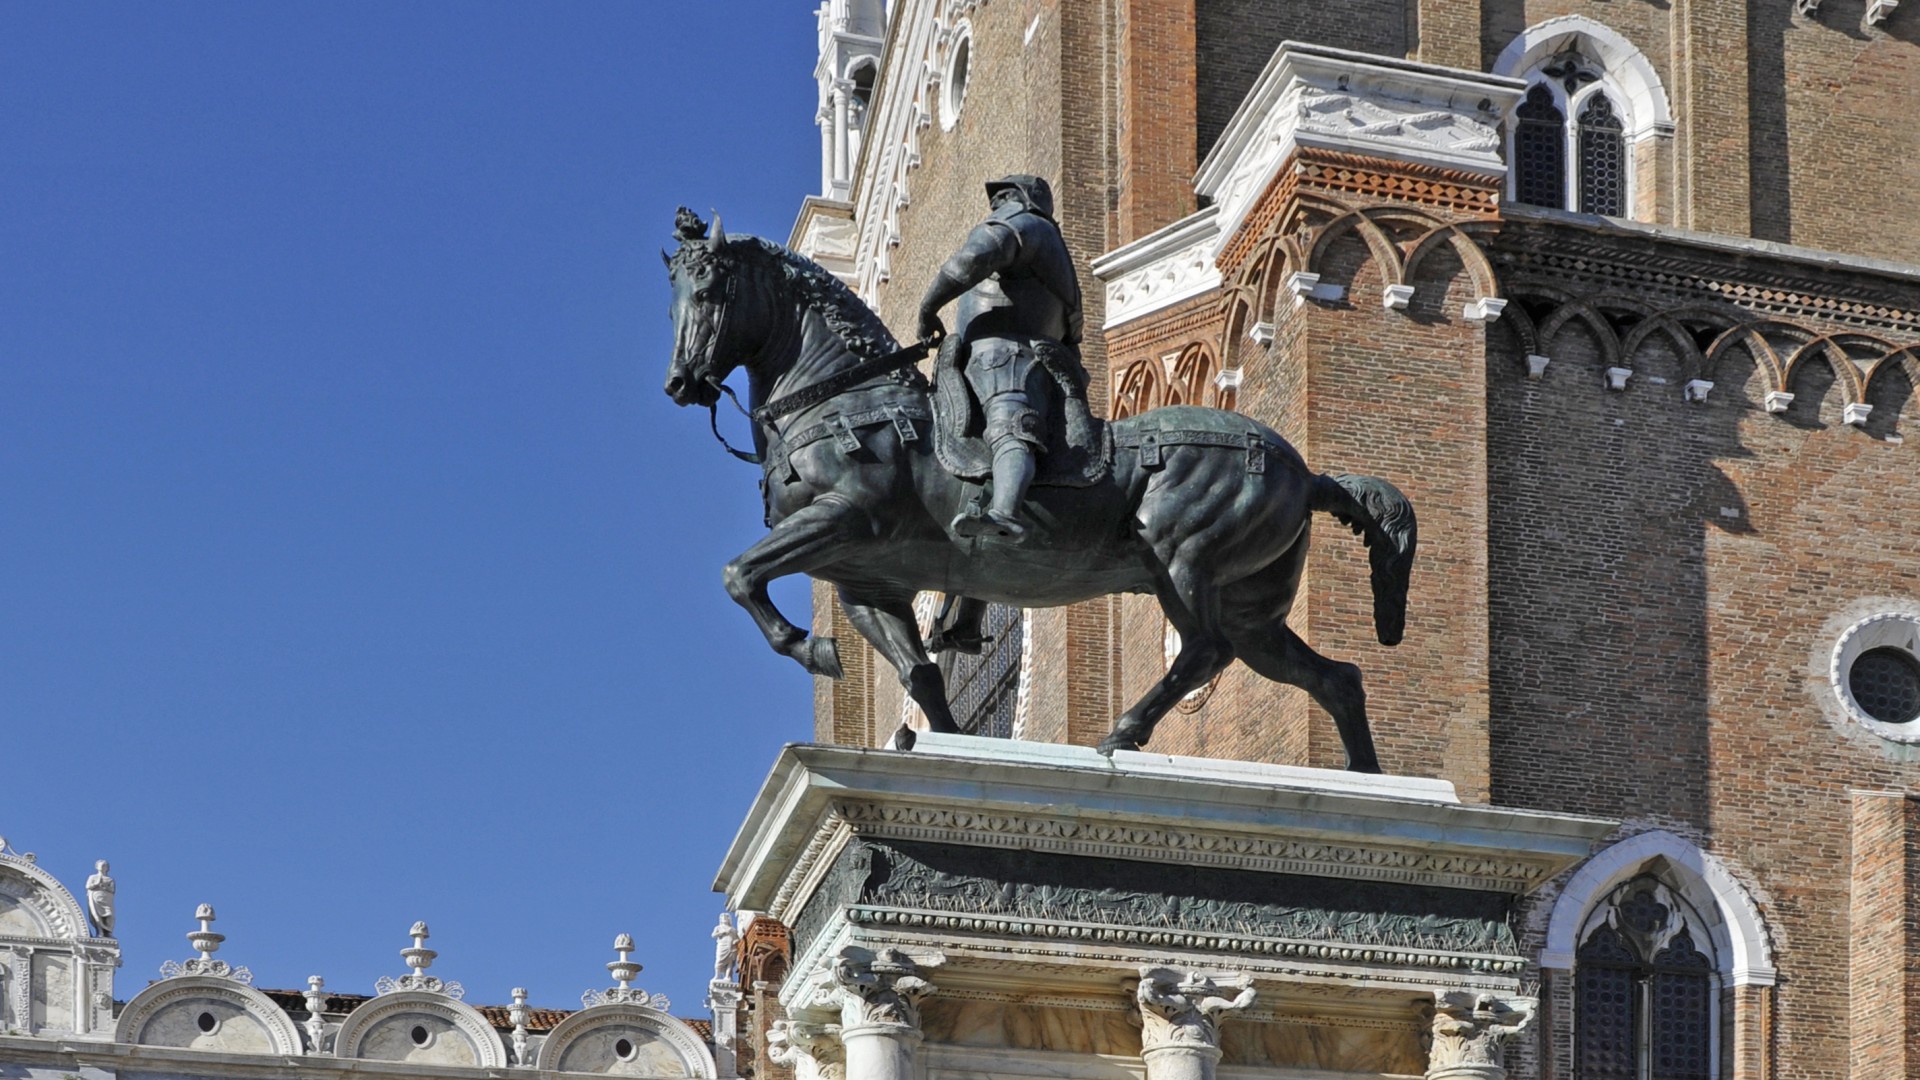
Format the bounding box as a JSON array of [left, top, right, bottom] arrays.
[[918, 175, 1084, 542]]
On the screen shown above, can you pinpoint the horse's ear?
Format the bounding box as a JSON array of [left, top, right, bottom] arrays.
[[709, 212, 725, 249], [661, 248, 673, 270]]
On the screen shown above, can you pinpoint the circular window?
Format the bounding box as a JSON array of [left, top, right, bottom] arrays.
[[410, 1024, 431, 1047], [196, 1011, 218, 1033], [940, 28, 971, 131], [1832, 612, 1920, 740], [614, 1037, 636, 1061], [1852, 648, 1920, 724]]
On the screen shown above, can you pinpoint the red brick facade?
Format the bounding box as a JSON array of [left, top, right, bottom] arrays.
[[803, 1, 1920, 1074]]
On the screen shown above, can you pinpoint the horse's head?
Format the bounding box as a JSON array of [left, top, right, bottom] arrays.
[[664, 208, 747, 408]]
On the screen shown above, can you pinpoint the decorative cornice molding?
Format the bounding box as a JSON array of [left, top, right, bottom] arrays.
[[828, 800, 1560, 893]]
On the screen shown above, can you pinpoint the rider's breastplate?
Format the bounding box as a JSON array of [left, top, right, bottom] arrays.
[[954, 208, 1081, 346]]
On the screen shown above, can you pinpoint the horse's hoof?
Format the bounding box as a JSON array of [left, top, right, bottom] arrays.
[[891, 725, 918, 751], [793, 636, 843, 679], [1344, 757, 1384, 774], [925, 630, 985, 655], [1096, 729, 1144, 756]]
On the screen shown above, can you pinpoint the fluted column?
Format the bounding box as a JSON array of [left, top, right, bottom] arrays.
[[1133, 968, 1256, 1080], [830, 948, 936, 1080], [1424, 991, 1534, 1080]]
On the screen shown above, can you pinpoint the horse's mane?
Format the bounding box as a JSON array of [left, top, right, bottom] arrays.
[[732, 236, 904, 363]]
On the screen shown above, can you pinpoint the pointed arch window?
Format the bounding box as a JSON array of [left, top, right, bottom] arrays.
[[1573, 874, 1717, 1080], [1508, 48, 1637, 218]]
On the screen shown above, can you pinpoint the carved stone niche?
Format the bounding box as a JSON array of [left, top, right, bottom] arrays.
[[718, 736, 1613, 1077]]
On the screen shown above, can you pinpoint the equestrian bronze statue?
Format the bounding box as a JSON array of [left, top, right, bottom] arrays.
[[661, 198, 1416, 769]]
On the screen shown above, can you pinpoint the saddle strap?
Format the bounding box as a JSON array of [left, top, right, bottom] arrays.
[[782, 401, 933, 455], [1119, 429, 1271, 474], [751, 338, 938, 424]]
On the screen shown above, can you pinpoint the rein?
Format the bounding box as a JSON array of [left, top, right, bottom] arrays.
[[705, 334, 940, 466]]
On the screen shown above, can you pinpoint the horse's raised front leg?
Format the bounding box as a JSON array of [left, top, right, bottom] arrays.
[[1097, 557, 1235, 756], [722, 496, 870, 678], [837, 589, 961, 745]]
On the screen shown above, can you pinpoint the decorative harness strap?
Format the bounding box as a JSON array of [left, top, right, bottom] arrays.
[[1118, 428, 1274, 474], [707, 335, 941, 465]]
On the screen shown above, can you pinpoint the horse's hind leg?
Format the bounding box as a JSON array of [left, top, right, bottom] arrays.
[[1229, 620, 1381, 773], [838, 589, 961, 742], [1097, 558, 1235, 755]]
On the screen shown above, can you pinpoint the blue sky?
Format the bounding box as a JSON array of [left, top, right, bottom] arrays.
[[3, 2, 833, 1014]]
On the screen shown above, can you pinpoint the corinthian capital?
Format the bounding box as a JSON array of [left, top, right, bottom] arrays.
[[768, 1019, 846, 1080], [1134, 967, 1256, 1053], [1424, 991, 1534, 1078], [828, 947, 939, 1031]]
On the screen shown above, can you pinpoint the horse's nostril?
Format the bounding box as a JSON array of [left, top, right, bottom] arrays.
[[666, 375, 685, 397]]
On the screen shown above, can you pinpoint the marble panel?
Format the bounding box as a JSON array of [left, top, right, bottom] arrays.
[[1220, 1019, 1423, 1075], [921, 999, 1141, 1056], [358, 1012, 482, 1066], [140, 998, 276, 1054]]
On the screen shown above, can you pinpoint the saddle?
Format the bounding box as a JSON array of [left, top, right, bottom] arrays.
[[930, 335, 1111, 488]]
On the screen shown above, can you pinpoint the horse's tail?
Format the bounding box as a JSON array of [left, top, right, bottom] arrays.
[[1309, 473, 1417, 646]]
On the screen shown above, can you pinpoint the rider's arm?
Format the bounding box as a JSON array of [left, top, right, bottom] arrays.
[[916, 220, 1021, 340]]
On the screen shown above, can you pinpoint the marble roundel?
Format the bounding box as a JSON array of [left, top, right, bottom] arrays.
[[332, 990, 507, 1067], [115, 977, 304, 1054], [538, 1005, 715, 1078]]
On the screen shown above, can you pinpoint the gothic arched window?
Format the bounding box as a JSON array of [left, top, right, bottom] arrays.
[[1577, 91, 1627, 217], [1573, 875, 1717, 1080], [1507, 45, 1643, 219], [1513, 84, 1566, 209]]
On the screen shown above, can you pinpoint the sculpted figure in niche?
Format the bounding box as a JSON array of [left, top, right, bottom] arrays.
[[85, 860, 115, 936]]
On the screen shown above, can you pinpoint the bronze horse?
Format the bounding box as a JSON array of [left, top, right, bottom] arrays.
[[662, 212, 1415, 767]]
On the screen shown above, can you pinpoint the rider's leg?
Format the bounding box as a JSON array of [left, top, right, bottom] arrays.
[[953, 394, 1040, 541], [926, 595, 989, 654]]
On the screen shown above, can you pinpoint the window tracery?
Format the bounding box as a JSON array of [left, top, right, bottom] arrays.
[[1499, 24, 1669, 223], [1573, 874, 1717, 1080]]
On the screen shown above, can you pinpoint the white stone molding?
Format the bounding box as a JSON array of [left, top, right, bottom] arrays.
[[1463, 297, 1506, 323], [114, 975, 304, 1055], [0, 846, 92, 940], [1383, 284, 1416, 311], [1214, 368, 1243, 393], [1424, 991, 1534, 1080], [1844, 401, 1874, 426], [303, 976, 331, 1054], [1525, 354, 1551, 380], [768, 1019, 846, 1080], [1796, 0, 1822, 15], [333, 988, 507, 1066], [1286, 271, 1344, 306], [1134, 968, 1255, 1056], [1196, 44, 1524, 249], [374, 921, 463, 999], [1011, 607, 1035, 741], [1247, 322, 1275, 346], [1765, 390, 1795, 413], [1541, 829, 1776, 986], [821, 946, 939, 1032], [1867, 0, 1899, 25], [1830, 612, 1920, 740], [706, 979, 742, 1077], [1684, 379, 1715, 403], [1492, 16, 1674, 141], [1604, 366, 1633, 391], [1090, 208, 1223, 330], [537, 1001, 718, 1078]]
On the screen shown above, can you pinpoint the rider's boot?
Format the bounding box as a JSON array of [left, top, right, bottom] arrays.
[[926, 596, 989, 654], [953, 442, 1034, 542]]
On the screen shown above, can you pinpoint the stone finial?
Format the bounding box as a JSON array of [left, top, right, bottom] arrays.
[[376, 922, 463, 999], [189, 904, 223, 958], [303, 976, 330, 1053], [161, 904, 252, 983], [583, 934, 669, 1010], [1424, 991, 1534, 1079], [509, 986, 531, 1065], [1134, 968, 1256, 1054], [608, 933, 643, 987], [768, 1019, 846, 1080], [827, 946, 938, 1031]]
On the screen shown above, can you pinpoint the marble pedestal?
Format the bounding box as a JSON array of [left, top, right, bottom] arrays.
[[718, 735, 1611, 1080]]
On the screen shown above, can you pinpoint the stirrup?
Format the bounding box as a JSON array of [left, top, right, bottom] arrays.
[[952, 509, 1027, 542]]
